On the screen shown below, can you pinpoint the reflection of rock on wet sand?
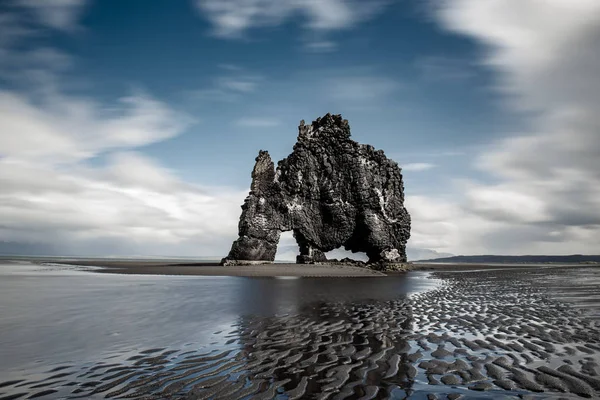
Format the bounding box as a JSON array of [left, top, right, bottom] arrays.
[[1, 267, 599, 399], [234, 275, 420, 317]]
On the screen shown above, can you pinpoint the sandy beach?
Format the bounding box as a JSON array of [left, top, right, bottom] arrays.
[[1, 262, 598, 399], [29, 258, 598, 277], [32, 259, 388, 277], [1, 260, 599, 399]]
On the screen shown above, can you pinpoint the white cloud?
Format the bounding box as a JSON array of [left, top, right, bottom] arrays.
[[187, 68, 262, 103], [405, 195, 592, 256], [436, 0, 600, 112], [0, 1, 252, 258], [217, 76, 260, 93], [0, 1, 79, 81], [16, 0, 89, 31], [0, 154, 246, 255], [0, 85, 247, 256], [194, 0, 392, 38], [235, 117, 280, 128], [464, 184, 550, 224], [0, 90, 192, 164], [406, 0, 600, 255], [0, 3, 245, 257], [402, 163, 435, 172], [4, 0, 599, 258], [325, 75, 400, 103]]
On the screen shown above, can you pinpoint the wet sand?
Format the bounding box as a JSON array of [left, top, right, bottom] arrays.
[[34, 259, 387, 277], [413, 262, 600, 271], [26, 257, 599, 278], [31, 258, 598, 277], [1, 264, 599, 399]]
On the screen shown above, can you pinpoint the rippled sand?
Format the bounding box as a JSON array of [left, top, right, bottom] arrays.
[[1, 266, 599, 399]]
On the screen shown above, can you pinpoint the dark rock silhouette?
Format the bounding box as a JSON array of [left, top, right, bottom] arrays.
[[221, 113, 411, 267], [223, 150, 285, 264]]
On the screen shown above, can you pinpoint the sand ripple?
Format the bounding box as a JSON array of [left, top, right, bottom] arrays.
[[0, 267, 599, 399]]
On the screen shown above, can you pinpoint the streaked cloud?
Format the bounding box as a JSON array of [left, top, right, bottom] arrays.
[[0, 154, 246, 255], [402, 163, 436, 172], [16, 0, 89, 31], [194, 0, 393, 38], [187, 68, 262, 103], [1, 0, 599, 259], [325, 75, 400, 103], [235, 117, 280, 128], [0, 1, 244, 257], [408, 0, 600, 254], [0, 90, 192, 164], [304, 40, 337, 53], [0, 82, 243, 256]]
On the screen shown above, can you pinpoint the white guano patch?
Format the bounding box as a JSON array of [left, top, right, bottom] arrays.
[[374, 188, 398, 223]]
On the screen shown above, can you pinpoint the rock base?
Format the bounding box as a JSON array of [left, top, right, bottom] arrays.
[[368, 262, 413, 272], [220, 259, 274, 266], [296, 250, 328, 264]]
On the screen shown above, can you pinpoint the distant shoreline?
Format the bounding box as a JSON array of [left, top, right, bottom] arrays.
[[415, 254, 600, 264]]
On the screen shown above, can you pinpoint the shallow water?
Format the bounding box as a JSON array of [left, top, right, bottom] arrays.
[[0, 262, 599, 400], [0, 262, 436, 377]]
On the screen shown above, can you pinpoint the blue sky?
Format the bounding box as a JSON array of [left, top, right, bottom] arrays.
[[1, 0, 598, 259]]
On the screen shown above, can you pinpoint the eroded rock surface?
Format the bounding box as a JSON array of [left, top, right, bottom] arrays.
[[222, 113, 411, 266], [222, 150, 285, 265]]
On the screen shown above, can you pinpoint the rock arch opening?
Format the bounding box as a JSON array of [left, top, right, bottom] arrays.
[[274, 231, 299, 262], [325, 248, 368, 263]]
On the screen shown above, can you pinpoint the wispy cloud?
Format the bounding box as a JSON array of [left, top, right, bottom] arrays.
[[217, 76, 260, 93], [16, 0, 89, 31], [0, 151, 246, 255], [187, 66, 262, 103], [0, 90, 193, 164], [390, 149, 467, 161], [402, 163, 436, 172], [304, 40, 337, 53], [415, 55, 475, 82], [325, 75, 400, 103], [235, 117, 280, 128], [194, 0, 393, 38], [406, 0, 600, 255], [0, 77, 248, 256], [0, 12, 34, 48], [0, 2, 248, 257]]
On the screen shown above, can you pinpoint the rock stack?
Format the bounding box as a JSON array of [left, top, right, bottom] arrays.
[[221, 113, 411, 268]]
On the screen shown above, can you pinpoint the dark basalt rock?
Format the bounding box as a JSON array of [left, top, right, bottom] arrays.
[[221, 151, 286, 265], [221, 113, 411, 267]]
